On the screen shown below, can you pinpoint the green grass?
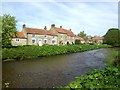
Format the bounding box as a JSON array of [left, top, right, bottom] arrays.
[[105, 48, 118, 65], [2, 44, 111, 60]]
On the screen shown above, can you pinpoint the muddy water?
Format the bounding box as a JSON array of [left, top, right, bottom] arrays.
[[2, 48, 114, 88]]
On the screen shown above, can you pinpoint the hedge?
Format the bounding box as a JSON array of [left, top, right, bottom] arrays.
[[2, 44, 111, 60]]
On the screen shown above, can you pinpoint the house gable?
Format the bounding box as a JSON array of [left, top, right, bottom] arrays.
[[13, 32, 26, 39], [49, 24, 58, 34]]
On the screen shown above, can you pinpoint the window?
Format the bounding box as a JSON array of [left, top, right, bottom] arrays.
[[16, 38, 19, 42], [32, 39, 36, 44], [44, 40, 47, 44], [32, 34, 35, 38], [52, 40, 55, 44], [53, 36, 55, 38]]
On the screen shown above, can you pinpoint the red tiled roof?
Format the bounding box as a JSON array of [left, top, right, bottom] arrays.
[[24, 28, 50, 34], [79, 37, 84, 40], [24, 28, 57, 36], [92, 37, 104, 40], [76, 36, 84, 40], [13, 32, 26, 39], [56, 27, 75, 36], [56, 27, 67, 34]]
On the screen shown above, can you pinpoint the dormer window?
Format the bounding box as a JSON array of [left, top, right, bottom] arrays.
[[32, 34, 35, 38]]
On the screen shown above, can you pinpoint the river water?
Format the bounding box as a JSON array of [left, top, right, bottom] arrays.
[[2, 48, 115, 88]]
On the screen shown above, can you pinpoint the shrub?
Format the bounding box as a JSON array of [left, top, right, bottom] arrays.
[[2, 44, 111, 60], [104, 28, 120, 47], [64, 65, 120, 88]]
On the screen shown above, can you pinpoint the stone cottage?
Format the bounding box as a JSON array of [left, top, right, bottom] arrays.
[[12, 32, 27, 46], [92, 37, 104, 44], [12, 24, 75, 46]]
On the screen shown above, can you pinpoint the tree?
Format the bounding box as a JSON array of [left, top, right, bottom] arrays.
[[77, 31, 88, 41], [77, 31, 86, 38], [104, 28, 120, 46], [1, 14, 17, 47]]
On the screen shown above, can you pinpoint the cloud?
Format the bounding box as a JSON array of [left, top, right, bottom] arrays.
[[1, 2, 118, 36]]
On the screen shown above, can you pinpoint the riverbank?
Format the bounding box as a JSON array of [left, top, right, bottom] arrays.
[[2, 44, 111, 61], [64, 48, 120, 89], [64, 65, 120, 88]]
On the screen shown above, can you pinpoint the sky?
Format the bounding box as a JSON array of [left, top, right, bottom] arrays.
[[1, 1, 118, 36]]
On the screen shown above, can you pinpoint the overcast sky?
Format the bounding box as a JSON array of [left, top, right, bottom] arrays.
[[1, 1, 118, 36]]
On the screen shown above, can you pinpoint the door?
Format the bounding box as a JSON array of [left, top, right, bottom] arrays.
[[39, 39, 42, 46]]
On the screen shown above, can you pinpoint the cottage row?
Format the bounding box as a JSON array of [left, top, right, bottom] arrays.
[[12, 24, 104, 46]]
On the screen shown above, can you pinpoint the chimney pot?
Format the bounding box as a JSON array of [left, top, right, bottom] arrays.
[[60, 26, 62, 28], [44, 26, 47, 30], [51, 24, 55, 28], [23, 24, 26, 28]]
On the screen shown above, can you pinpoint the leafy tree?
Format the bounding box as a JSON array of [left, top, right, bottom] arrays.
[[77, 31, 86, 38], [1, 14, 17, 47], [104, 28, 120, 46], [77, 31, 88, 41]]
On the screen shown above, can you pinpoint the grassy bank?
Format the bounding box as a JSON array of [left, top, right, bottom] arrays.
[[64, 65, 120, 89], [63, 48, 120, 89], [2, 44, 111, 60]]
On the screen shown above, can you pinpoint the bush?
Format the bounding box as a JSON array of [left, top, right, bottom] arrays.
[[64, 65, 120, 88], [104, 28, 120, 47], [113, 51, 120, 66], [2, 44, 111, 60]]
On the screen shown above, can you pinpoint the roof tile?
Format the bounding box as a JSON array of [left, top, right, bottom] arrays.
[[13, 32, 26, 39], [56, 27, 75, 36], [24, 28, 57, 36], [92, 37, 104, 40], [76, 36, 84, 40]]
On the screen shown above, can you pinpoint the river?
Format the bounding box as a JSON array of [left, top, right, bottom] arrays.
[[2, 48, 115, 88]]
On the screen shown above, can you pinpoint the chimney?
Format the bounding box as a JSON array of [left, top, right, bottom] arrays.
[[70, 29, 71, 31], [60, 26, 62, 28], [23, 24, 26, 28], [44, 26, 47, 30], [51, 24, 55, 28]]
